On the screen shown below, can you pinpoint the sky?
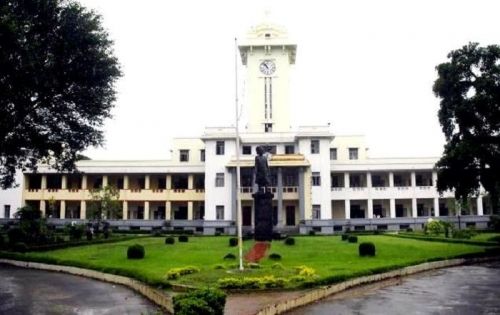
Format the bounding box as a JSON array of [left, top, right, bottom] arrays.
[[78, 0, 500, 160]]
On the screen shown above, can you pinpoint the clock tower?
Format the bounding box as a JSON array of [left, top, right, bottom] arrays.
[[239, 21, 296, 133]]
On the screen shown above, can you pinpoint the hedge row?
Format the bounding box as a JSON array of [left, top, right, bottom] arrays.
[[390, 233, 499, 246]]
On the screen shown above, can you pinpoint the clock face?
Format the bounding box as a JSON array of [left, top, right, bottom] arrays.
[[260, 60, 276, 75]]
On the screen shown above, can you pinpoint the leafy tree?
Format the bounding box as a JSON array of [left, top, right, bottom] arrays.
[[0, 0, 121, 188], [88, 185, 121, 224], [433, 42, 500, 214], [13, 205, 49, 244]]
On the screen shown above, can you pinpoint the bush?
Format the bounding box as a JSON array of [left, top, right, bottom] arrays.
[[426, 219, 445, 235], [127, 244, 145, 259], [284, 237, 295, 245], [173, 288, 226, 315], [359, 242, 376, 256], [406, 228, 413, 232], [217, 276, 287, 290], [452, 228, 477, 240], [167, 266, 200, 280], [7, 227, 26, 245], [341, 234, 349, 241], [13, 242, 28, 253], [178, 235, 189, 242], [214, 264, 225, 270], [165, 236, 175, 244], [489, 215, 500, 232], [308, 230, 316, 236], [488, 235, 500, 243], [0, 234, 4, 248], [295, 265, 316, 277], [223, 253, 236, 260], [348, 235, 358, 243], [269, 253, 282, 260], [229, 237, 238, 247], [86, 230, 93, 241], [152, 230, 163, 237], [67, 224, 84, 241]]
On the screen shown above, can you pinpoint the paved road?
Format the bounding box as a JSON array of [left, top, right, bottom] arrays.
[[0, 264, 163, 315], [288, 261, 500, 315]]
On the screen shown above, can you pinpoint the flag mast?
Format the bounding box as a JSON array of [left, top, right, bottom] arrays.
[[234, 37, 244, 271]]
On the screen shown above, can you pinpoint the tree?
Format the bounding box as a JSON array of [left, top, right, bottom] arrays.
[[433, 42, 500, 214], [88, 185, 121, 224], [0, 0, 121, 188]]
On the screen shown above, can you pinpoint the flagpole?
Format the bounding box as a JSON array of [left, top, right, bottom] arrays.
[[234, 37, 244, 271]]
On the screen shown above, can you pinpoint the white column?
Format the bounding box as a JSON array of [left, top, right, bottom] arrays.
[[389, 172, 394, 187], [82, 175, 87, 190], [80, 201, 86, 219], [166, 175, 172, 189], [188, 175, 193, 189], [60, 200, 66, 219], [122, 201, 128, 220], [145, 175, 150, 190], [390, 199, 396, 218], [477, 196, 484, 215], [165, 201, 171, 220], [432, 171, 438, 187], [345, 199, 350, 219], [61, 175, 67, 189], [102, 175, 108, 187], [367, 172, 372, 188], [411, 171, 416, 187], [344, 172, 350, 188], [188, 201, 193, 220], [144, 201, 150, 220], [41, 175, 47, 189], [40, 200, 46, 216], [412, 198, 418, 218], [367, 199, 373, 219], [434, 198, 440, 217]]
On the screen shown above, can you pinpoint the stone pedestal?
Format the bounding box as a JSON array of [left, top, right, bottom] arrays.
[[253, 191, 274, 241]]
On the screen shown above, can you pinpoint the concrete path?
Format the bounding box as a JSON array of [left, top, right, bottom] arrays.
[[225, 290, 306, 315], [0, 264, 163, 315]]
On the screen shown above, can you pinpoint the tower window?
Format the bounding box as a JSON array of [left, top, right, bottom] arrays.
[[311, 140, 320, 154], [349, 148, 359, 160], [242, 146, 252, 155], [180, 150, 189, 162], [330, 148, 337, 160], [216, 141, 225, 155], [313, 205, 321, 219], [215, 173, 225, 187], [216, 205, 225, 220], [200, 149, 205, 162], [312, 172, 321, 186], [264, 123, 273, 133], [285, 145, 295, 154]]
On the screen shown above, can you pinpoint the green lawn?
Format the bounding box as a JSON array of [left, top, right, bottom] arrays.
[[17, 235, 491, 289]]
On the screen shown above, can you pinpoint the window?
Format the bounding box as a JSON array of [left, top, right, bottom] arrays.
[[242, 145, 252, 155], [330, 148, 337, 160], [265, 145, 276, 154], [285, 145, 295, 154], [4, 205, 10, 218], [312, 172, 321, 186], [216, 205, 224, 220], [180, 150, 189, 162], [311, 140, 320, 154], [200, 149, 205, 162], [264, 123, 273, 133], [349, 148, 358, 160], [215, 173, 225, 187], [312, 205, 321, 219], [216, 141, 225, 155]]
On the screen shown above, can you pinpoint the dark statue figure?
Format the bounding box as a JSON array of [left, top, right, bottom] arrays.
[[254, 146, 270, 192], [253, 145, 274, 241]]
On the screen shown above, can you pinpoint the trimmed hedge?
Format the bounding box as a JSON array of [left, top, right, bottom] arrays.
[[348, 235, 358, 243], [13, 242, 28, 253], [127, 244, 145, 259], [165, 236, 175, 244], [269, 253, 282, 260], [284, 237, 295, 245], [223, 253, 236, 260], [167, 266, 200, 280], [341, 234, 349, 241], [178, 235, 189, 242], [173, 288, 226, 315], [359, 242, 376, 256], [218, 275, 288, 290], [229, 237, 238, 247]]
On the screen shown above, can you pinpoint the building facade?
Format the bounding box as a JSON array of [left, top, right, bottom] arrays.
[[18, 21, 492, 233]]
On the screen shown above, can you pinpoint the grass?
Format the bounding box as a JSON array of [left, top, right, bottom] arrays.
[[4, 235, 493, 290]]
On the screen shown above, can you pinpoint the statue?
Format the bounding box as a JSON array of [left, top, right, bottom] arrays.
[[254, 146, 270, 192]]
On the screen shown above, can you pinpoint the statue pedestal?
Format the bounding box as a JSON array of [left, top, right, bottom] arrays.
[[253, 191, 274, 241]]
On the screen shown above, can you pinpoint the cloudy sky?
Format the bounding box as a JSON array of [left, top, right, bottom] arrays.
[[79, 0, 500, 160]]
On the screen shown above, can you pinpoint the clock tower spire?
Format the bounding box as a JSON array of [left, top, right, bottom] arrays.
[[238, 21, 296, 133]]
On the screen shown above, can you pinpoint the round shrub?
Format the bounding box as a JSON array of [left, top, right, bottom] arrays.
[[359, 242, 376, 256], [341, 234, 349, 241], [348, 235, 358, 243], [127, 244, 145, 259], [13, 242, 28, 253], [284, 237, 295, 245], [178, 235, 189, 242], [229, 237, 238, 247], [223, 253, 236, 260], [165, 236, 175, 244], [269, 253, 282, 261], [308, 230, 316, 236]]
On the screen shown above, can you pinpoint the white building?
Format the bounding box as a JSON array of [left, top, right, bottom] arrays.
[[0, 172, 23, 219], [17, 21, 491, 233]]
